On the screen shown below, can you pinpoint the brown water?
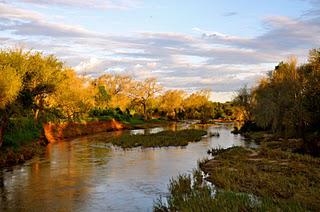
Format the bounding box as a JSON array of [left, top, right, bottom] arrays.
[[0, 123, 253, 211]]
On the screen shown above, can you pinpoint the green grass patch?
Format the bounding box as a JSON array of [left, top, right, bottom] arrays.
[[124, 117, 146, 125], [200, 146, 320, 211], [1, 117, 46, 167], [123, 118, 168, 129], [3, 117, 41, 149], [110, 129, 207, 148], [154, 170, 305, 212]]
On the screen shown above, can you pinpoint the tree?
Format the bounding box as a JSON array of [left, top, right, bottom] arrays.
[[301, 49, 320, 133], [93, 74, 133, 110], [251, 57, 302, 136], [0, 67, 22, 147], [159, 90, 185, 120], [183, 90, 211, 120], [0, 67, 22, 109], [23, 53, 64, 121], [129, 78, 162, 119], [244, 51, 320, 138], [49, 69, 95, 119], [233, 85, 252, 122], [0, 49, 64, 147]]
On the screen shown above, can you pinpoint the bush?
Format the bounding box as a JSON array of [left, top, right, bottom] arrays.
[[3, 117, 42, 149], [89, 108, 132, 122]]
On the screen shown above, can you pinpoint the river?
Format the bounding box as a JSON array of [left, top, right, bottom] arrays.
[[0, 123, 254, 211]]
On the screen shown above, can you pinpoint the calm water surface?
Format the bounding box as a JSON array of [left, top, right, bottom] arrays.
[[0, 123, 253, 211]]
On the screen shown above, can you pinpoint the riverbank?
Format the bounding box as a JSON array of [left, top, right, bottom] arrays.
[[236, 129, 320, 157], [199, 146, 320, 211], [43, 119, 126, 143], [0, 138, 47, 168], [0, 118, 171, 168], [154, 126, 320, 211], [155, 145, 320, 211]]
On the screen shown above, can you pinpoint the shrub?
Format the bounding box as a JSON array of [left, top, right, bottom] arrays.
[[3, 117, 41, 149]]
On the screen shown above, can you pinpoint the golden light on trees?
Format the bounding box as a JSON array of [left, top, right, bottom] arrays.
[[49, 69, 95, 119], [159, 90, 185, 120], [129, 78, 163, 118], [0, 67, 22, 109]]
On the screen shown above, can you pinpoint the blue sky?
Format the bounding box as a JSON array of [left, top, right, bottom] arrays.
[[1, 0, 319, 102]]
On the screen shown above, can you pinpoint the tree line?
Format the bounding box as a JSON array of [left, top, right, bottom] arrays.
[[234, 48, 320, 141], [0, 49, 236, 148]]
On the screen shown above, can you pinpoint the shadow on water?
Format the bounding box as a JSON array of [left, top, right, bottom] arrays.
[[0, 122, 255, 211]]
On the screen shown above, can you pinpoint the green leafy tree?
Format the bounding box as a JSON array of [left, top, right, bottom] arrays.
[[0, 49, 64, 147]]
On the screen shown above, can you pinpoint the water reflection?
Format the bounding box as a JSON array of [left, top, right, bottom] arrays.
[[0, 123, 253, 211]]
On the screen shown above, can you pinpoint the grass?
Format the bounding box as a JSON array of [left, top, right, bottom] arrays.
[[123, 118, 169, 129], [110, 129, 207, 148], [200, 146, 320, 211], [154, 170, 305, 212], [3, 117, 42, 149], [123, 117, 146, 125], [1, 117, 46, 167]]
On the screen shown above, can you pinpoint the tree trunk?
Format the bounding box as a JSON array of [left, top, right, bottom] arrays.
[[143, 103, 147, 119], [0, 113, 9, 148], [34, 109, 39, 122], [174, 109, 178, 121]]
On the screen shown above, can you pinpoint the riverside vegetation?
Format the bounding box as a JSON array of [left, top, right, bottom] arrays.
[[0, 49, 236, 167], [154, 49, 320, 211], [1, 47, 320, 211], [154, 169, 308, 212], [155, 144, 320, 211]]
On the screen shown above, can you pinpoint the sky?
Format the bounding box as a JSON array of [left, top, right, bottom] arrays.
[[0, 0, 320, 102]]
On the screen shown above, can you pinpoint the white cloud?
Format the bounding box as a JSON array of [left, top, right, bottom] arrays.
[[1, 1, 320, 102], [11, 0, 143, 10], [74, 57, 103, 74], [0, 2, 43, 21], [211, 92, 235, 103]]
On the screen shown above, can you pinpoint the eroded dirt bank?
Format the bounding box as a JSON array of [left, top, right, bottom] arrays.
[[43, 119, 126, 143]]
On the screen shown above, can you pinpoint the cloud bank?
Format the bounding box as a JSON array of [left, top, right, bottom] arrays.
[[0, 1, 319, 102]]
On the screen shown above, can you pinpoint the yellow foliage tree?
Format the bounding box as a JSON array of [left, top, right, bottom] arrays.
[[159, 90, 185, 120], [0, 66, 22, 109], [93, 74, 134, 110], [49, 69, 95, 119], [129, 78, 162, 118]]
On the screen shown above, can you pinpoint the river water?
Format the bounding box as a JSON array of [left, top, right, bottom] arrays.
[[0, 123, 253, 212]]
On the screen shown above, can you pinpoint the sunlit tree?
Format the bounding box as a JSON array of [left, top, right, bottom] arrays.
[[93, 74, 134, 110], [159, 90, 185, 120], [0, 67, 22, 109], [129, 78, 162, 119], [245, 51, 320, 138], [183, 90, 211, 119], [0, 49, 64, 147], [49, 69, 95, 119]]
